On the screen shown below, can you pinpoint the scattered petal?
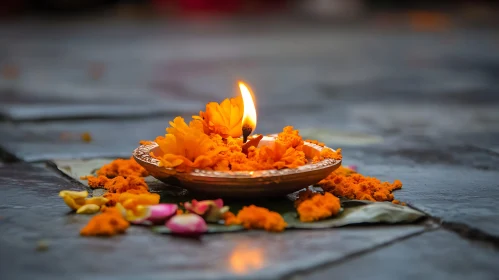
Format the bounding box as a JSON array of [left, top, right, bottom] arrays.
[[297, 192, 341, 222], [147, 204, 178, 224], [80, 207, 129, 236], [115, 203, 128, 217], [62, 195, 84, 210], [231, 205, 287, 232], [85, 196, 109, 206], [59, 190, 88, 199], [125, 205, 151, 223], [59, 190, 88, 210], [166, 214, 208, 236], [95, 157, 148, 178], [318, 166, 402, 202], [36, 240, 49, 252], [129, 204, 178, 225], [81, 132, 92, 143], [184, 199, 228, 222], [76, 204, 101, 214]]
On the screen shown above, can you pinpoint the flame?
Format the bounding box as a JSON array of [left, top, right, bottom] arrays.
[[238, 81, 257, 133]]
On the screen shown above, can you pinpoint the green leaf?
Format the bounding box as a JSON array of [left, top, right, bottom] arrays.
[[52, 158, 112, 184], [151, 223, 244, 234], [283, 202, 426, 229], [50, 158, 426, 232]]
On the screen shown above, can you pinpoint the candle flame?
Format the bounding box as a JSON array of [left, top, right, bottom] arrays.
[[239, 81, 257, 134]]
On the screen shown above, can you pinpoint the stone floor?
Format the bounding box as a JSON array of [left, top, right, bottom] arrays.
[[0, 18, 498, 280]]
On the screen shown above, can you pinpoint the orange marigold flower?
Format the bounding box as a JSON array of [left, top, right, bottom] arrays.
[[153, 117, 227, 172], [87, 175, 149, 194], [102, 193, 120, 206], [86, 175, 150, 206], [86, 175, 111, 188], [232, 205, 287, 232], [296, 192, 341, 222], [313, 148, 342, 162], [223, 211, 238, 225], [276, 126, 304, 149], [193, 96, 244, 138], [318, 166, 402, 202], [80, 207, 129, 236], [243, 126, 307, 170], [96, 157, 148, 178]]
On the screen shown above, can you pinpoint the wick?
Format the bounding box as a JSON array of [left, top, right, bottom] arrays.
[[242, 125, 252, 143]]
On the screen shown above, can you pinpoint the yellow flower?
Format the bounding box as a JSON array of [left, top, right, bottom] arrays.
[[59, 190, 88, 210], [76, 204, 100, 214], [153, 117, 227, 171], [193, 96, 244, 138]]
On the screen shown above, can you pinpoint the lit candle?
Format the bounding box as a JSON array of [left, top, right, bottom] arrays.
[[238, 81, 257, 143]]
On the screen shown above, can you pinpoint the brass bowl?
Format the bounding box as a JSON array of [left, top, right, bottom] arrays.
[[133, 136, 341, 198]]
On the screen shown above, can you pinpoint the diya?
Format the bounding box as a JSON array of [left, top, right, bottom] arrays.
[[133, 82, 342, 197]]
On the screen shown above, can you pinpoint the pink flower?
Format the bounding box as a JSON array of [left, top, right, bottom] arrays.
[[184, 199, 229, 222], [126, 204, 178, 225], [166, 214, 208, 236]]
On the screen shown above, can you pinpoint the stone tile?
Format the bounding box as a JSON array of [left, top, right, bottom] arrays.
[[0, 118, 175, 162], [0, 101, 204, 122], [0, 163, 426, 280], [2, 21, 499, 122], [305, 230, 499, 280], [341, 158, 499, 237]]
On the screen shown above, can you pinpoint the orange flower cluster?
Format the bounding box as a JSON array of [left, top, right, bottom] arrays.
[[226, 205, 287, 232], [152, 97, 341, 172], [313, 148, 342, 162], [226, 126, 307, 171], [318, 166, 402, 202], [80, 158, 159, 236], [86, 175, 159, 207], [95, 157, 148, 178], [153, 121, 321, 171], [80, 206, 129, 236], [296, 191, 341, 222], [153, 117, 227, 171]]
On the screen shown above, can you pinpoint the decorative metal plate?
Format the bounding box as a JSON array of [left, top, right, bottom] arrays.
[[133, 136, 341, 198]]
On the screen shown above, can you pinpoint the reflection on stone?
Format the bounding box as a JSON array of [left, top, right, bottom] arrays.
[[229, 244, 265, 274]]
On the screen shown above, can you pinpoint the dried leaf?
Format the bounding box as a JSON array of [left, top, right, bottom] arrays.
[[283, 202, 425, 229]]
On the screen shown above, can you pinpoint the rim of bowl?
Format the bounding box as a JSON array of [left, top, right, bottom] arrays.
[[133, 135, 341, 179]]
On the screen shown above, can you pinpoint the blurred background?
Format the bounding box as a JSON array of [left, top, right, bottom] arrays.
[[1, 0, 498, 156], [1, 0, 498, 22]]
